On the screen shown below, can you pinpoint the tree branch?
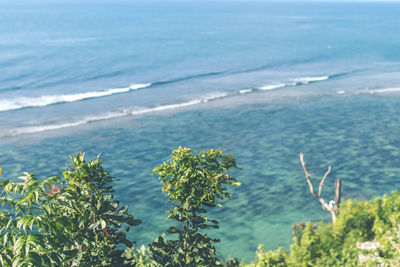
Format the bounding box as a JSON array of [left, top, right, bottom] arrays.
[[299, 153, 337, 222], [318, 166, 331, 197], [299, 153, 316, 197]]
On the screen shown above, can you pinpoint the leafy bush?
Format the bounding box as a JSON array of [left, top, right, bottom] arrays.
[[248, 245, 287, 267], [0, 153, 141, 266], [150, 147, 240, 266], [248, 192, 400, 267]]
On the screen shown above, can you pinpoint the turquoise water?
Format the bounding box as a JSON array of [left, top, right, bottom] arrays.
[[1, 1, 400, 262]]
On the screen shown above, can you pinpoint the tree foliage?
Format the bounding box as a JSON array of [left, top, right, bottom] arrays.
[[150, 147, 241, 266], [0, 153, 141, 266]]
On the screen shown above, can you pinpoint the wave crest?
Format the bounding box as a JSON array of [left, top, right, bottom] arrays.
[[258, 83, 286, 91], [0, 83, 151, 112], [4, 92, 228, 137], [366, 88, 400, 94], [292, 76, 329, 84]]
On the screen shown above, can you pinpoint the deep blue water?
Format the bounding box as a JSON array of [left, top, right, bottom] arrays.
[[1, 1, 400, 261]]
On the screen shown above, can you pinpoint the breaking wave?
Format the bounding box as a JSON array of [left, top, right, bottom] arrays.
[[1, 72, 344, 136], [4, 93, 228, 137], [258, 83, 286, 91], [365, 87, 400, 94], [0, 83, 151, 112], [0, 71, 343, 113], [291, 76, 329, 84]]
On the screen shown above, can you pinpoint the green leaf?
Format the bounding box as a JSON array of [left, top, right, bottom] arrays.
[[153, 166, 162, 172], [3, 232, 8, 247], [13, 235, 26, 255], [88, 220, 100, 230], [34, 190, 39, 203], [12, 257, 21, 267], [100, 219, 106, 229], [27, 234, 42, 244]]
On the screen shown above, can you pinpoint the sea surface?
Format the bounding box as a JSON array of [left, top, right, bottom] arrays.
[[1, 1, 400, 261]]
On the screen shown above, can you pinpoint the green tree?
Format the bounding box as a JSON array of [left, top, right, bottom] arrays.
[[150, 147, 241, 266]]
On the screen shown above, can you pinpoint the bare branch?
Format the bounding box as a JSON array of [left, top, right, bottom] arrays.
[[299, 153, 316, 197], [334, 179, 341, 215], [318, 166, 331, 197], [299, 153, 337, 222]]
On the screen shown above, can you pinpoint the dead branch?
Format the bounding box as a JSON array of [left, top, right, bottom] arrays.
[[318, 166, 331, 197], [334, 179, 341, 215], [299, 153, 339, 222]]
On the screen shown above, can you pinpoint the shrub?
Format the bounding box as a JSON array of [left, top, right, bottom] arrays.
[[150, 147, 240, 266], [0, 153, 141, 266], [248, 245, 287, 267], [247, 192, 400, 267]]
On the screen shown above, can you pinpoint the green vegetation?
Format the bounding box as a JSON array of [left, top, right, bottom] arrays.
[[0, 153, 140, 266], [150, 147, 240, 266], [248, 193, 400, 266], [0, 148, 399, 266]]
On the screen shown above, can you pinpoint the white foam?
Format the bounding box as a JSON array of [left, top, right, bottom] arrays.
[[45, 37, 99, 44], [292, 76, 329, 84], [337, 90, 345, 94], [201, 92, 228, 102], [238, 89, 253, 94], [366, 88, 400, 94], [0, 83, 151, 112], [258, 83, 286, 91], [5, 93, 229, 136]]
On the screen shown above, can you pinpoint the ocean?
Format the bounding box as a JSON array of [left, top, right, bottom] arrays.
[[1, 1, 400, 261]]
